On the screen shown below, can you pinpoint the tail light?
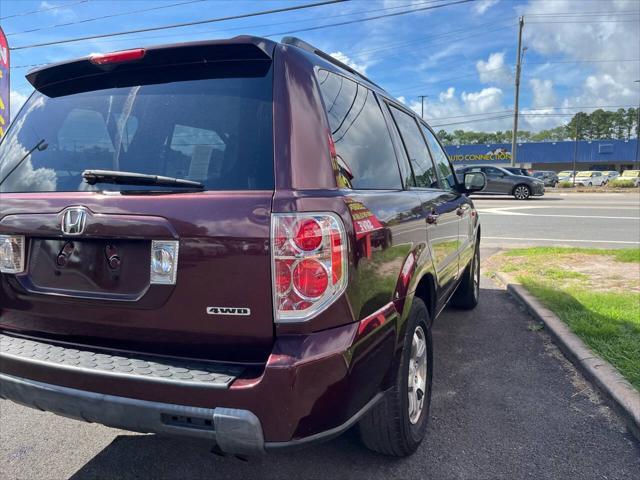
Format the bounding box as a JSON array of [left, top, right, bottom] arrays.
[[271, 213, 348, 322], [0, 235, 25, 274]]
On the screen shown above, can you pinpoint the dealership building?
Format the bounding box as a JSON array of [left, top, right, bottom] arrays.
[[444, 139, 639, 172]]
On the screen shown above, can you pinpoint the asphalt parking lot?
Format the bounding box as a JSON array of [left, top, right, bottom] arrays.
[[1, 191, 639, 479], [474, 192, 640, 249], [1, 275, 639, 480]]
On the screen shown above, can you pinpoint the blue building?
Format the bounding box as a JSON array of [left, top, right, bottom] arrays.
[[444, 139, 639, 172]]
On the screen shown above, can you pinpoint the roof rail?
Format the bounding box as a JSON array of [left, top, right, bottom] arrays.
[[281, 36, 381, 89]]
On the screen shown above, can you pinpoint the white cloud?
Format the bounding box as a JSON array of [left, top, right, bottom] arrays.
[[474, 0, 500, 14], [522, 0, 639, 112], [410, 86, 512, 132], [461, 87, 504, 113], [9, 90, 29, 120], [529, 78, 556, 108], [476, 52, 511, 85], [329, 51, 369, 75]]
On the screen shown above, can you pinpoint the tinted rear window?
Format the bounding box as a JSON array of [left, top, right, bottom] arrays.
[[316, 70, 401, 190], [0, 64, 273, 192]]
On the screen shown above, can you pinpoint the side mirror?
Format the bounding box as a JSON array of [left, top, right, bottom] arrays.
[[463, 172, 486, 193]]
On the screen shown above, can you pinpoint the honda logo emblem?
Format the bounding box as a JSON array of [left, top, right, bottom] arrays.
[[61, 208, 87, 235]]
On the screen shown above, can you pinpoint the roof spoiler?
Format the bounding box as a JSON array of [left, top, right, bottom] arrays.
[[281, 36, 380, 89], [26, 36, 276, 97]]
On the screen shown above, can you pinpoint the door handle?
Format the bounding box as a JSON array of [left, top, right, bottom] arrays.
[[426, 213, 439, 225]]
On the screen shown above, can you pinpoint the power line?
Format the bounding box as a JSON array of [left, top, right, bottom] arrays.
[[430, 108, 638, 127], [526, 11, 640, 16], [395, 58, 640, 94], [5, 0, 209, 37], [262, 0, 475, 38], [12, 0, 448, 49], [0, 0, 89, 20], [10, 0, 348, 51], [427, 105, 638, 121], [527, 19, 640, 24]]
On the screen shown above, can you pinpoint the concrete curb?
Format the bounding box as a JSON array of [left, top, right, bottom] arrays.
[[494, 272, 640, 441]]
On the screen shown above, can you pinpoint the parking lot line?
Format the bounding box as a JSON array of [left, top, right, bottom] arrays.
[[477, 211, 640, 220], [483, 236, 640, 245]]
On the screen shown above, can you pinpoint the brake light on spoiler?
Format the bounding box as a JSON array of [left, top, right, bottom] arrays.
[[271, 213, 348, 323], [89, 48, 146, 66]]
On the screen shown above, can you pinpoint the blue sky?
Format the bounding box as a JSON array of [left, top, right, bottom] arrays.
[[2, 0, 639, 132]]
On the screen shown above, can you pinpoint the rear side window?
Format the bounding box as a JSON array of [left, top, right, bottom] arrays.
[[316, 70, 401, 190], [389, 106, 438, 189], [0, 63, 273, 192]]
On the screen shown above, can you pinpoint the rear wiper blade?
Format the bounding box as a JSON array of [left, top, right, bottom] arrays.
[[82, 170, 204, 189]]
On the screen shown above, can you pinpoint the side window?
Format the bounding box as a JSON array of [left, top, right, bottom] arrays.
[[389, 106, 438, 188], [483, 167, 502, 176], [316, 70, 402, 189], [420, 124, 456, 191]]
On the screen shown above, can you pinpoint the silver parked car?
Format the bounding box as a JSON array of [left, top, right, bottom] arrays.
[[457, 165, 545, 200]]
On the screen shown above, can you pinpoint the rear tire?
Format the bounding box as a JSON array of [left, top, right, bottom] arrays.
[[358, 298, 432, 457], [451, 241, 480, 310], [513, 184, 531, 200]]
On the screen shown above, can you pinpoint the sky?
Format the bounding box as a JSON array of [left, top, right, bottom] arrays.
[[1, 0, 639, 133]]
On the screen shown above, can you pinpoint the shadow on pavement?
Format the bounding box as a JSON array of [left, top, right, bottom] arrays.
[[67, 284, 640, 480]]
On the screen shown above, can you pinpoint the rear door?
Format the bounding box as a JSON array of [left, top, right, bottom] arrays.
[[388, 106, 459, 297], [0, 49, 275, 362]]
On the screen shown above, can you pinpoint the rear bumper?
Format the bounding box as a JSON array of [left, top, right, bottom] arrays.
[[0, 373, 264, 455], [0, 304, 398, 454], [0, 373, 383, 455]]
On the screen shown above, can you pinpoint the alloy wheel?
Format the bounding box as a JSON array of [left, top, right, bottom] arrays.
[[473, 250, 480, 301], [408, 326, 428, 424], [514, 185, 530, 200]]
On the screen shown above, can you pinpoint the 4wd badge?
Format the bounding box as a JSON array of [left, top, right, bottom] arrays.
[[207, 306, 251, 316]]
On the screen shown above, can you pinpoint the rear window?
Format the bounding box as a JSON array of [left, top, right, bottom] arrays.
[[0, 64, 273, 192]]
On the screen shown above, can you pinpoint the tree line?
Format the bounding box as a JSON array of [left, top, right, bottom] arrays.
[[436, 108, 639, 145]]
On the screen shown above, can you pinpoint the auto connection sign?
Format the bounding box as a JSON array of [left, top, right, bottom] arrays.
[[0, 26, 8, 138]]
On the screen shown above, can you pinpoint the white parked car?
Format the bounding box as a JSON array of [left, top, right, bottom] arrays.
[[573, 171, 606, 186], [557, 170, 576, 182]]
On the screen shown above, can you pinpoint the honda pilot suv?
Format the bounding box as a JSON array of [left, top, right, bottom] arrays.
[[0, 36, 485, 457]]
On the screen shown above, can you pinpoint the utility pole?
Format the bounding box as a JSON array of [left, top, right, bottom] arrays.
[[418, 95, 428, 119], [511, 16, 525, 167], [572, 116, 580, 187]]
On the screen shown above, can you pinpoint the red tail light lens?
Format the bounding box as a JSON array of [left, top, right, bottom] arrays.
[[271, 213, 348, 322], [90, 48, 146, 65], [293, 219, 322, 251], [292, 259, 329, 299]]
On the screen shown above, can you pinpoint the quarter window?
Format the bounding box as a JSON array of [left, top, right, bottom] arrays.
[[389, 106, 438, 189], [317, 70, 402, 189]]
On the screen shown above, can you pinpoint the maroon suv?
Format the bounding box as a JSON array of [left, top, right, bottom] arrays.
[[0, 36, 485, 457]]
